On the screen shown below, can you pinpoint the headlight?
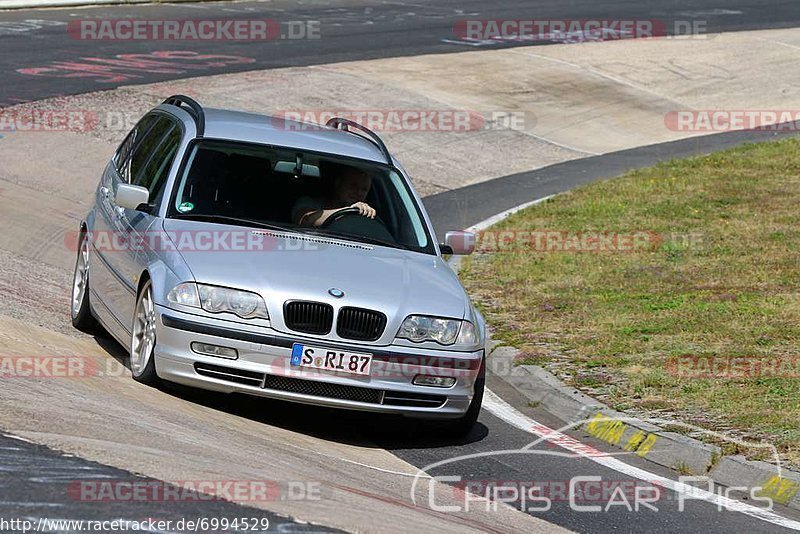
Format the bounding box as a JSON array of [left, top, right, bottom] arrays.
[[456, 321, 477, 346], [397, 315, 463, 345], [167, 282, 268, 320], [166, 282, 200, 307]]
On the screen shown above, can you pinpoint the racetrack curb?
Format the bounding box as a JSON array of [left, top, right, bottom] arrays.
[[484, 342, 800, 511]]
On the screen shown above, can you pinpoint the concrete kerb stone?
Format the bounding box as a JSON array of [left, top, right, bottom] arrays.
[[710, 455, 800, 509], [487, 345, 720, 475], [483, 343, 800, 511]]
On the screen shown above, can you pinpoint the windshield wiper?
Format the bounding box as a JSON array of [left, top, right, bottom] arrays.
[[308, 229, 411, 251], [171, 213, 290, 233], [173, 214, 413, 250]]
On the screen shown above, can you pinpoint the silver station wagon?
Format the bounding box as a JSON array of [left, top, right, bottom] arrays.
[[71, 95, 485, 434]]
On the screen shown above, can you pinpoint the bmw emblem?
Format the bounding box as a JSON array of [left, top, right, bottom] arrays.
[[328, 288, 345, 298]]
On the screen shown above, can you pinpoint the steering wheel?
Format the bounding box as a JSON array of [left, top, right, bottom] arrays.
[[320, 205, 396, 244], [321, 206, 367, 227]]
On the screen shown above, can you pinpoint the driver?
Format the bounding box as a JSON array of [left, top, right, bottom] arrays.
[[292, 163, 376, 227]]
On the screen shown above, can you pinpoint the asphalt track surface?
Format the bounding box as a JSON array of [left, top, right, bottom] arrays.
[[424, 126, 800, 239], [4, 367, 800, 533], [3, 0, 800, 532], [0, 433, 328, 532], [1, 0, 800, 107]]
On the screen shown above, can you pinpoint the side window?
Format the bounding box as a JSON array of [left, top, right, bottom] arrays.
[[133, 125, 182, 206], [126, 117, 173, 185], [115, 114, 159, 179]]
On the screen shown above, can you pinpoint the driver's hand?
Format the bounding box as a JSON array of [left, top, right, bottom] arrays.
[[350, 202, 376, 219]]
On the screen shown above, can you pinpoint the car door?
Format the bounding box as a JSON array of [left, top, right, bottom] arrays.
[[91, 113, 160, 340], [114, 115, 183, 331]]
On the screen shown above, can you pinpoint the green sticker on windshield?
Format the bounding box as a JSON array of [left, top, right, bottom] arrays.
[[178, 201, 194, 213]]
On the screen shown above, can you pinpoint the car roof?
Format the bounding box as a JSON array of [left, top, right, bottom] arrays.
[[188, 107, 392, 165]]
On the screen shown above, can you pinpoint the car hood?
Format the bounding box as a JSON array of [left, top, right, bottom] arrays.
[[162, 219, 470, 340]]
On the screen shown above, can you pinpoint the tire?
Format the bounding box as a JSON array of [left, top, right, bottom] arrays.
[[70, 231, 99, 333], [130, 279, 161, 386], [441, 356, 485, 437]]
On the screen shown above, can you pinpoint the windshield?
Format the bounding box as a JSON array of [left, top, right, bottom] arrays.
[[167, 140, 434, 254]]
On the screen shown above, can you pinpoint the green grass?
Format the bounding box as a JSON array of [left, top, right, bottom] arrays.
[[461, 138, 800, 465]]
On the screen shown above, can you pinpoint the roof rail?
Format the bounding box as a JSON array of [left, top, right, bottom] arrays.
[[163, 95, 205, 138], [325, 117, 392, 166]]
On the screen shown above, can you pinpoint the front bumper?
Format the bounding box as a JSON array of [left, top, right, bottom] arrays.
[[154, 305, 483, 419]]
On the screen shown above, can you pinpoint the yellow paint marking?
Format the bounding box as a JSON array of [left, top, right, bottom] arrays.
[[758, 476, 800, 505], [601, 420, 626, 445], [586, 414, 658, 455], [586, 413, 606, 434], [624, 430, 647, 452], [586, 413, 626, 446], [635, 433, 658, 457]]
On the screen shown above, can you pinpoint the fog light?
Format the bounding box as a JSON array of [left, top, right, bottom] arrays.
[[191, 342, 238, 360], [413, 374, 456, 388]]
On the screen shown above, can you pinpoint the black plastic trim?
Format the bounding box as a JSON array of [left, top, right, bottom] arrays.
[[161, 314, 482, 367], [163, 95, 205, 138], [325, 117, 392, 166]]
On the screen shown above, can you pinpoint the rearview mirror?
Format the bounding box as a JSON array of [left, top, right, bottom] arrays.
[[274, 160, 320, 177], [442, 231, 476, 255], [115, 183, 150, 211]]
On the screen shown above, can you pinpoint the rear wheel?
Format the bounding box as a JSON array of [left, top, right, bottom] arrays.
[[71, 231, 98, 333], [130, 279, 160, 386]]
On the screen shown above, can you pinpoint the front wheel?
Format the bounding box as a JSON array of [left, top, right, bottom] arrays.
[[71, 231, 99, 333], [441, 357, 485, 437], [130, 279, 160, 386]]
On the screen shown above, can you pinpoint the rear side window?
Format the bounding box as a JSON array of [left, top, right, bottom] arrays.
[[133, 125, 182, 205]]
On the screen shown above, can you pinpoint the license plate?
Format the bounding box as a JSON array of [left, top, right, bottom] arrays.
[[290, 343, 372, 376]]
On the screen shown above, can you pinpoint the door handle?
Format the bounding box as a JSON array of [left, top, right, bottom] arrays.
[[99, 186, 110, 199], [114, 206, 125, 218]]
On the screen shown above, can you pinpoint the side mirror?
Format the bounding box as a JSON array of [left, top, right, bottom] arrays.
[[442, 231, 476, 255], [115, 183, 150, 211]]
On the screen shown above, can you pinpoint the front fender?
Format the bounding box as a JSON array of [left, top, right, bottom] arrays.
[[473, 305, 487, 348], [137, 236, 195, 306]]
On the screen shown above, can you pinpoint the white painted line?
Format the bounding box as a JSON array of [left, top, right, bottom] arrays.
[[440, 38, 500, 47], [0, 502, 63, 507], [465, 195, 555, 233], [678, 9, 743, 16], [445, 195, 555, 271], [481, 390, 800, 530]]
